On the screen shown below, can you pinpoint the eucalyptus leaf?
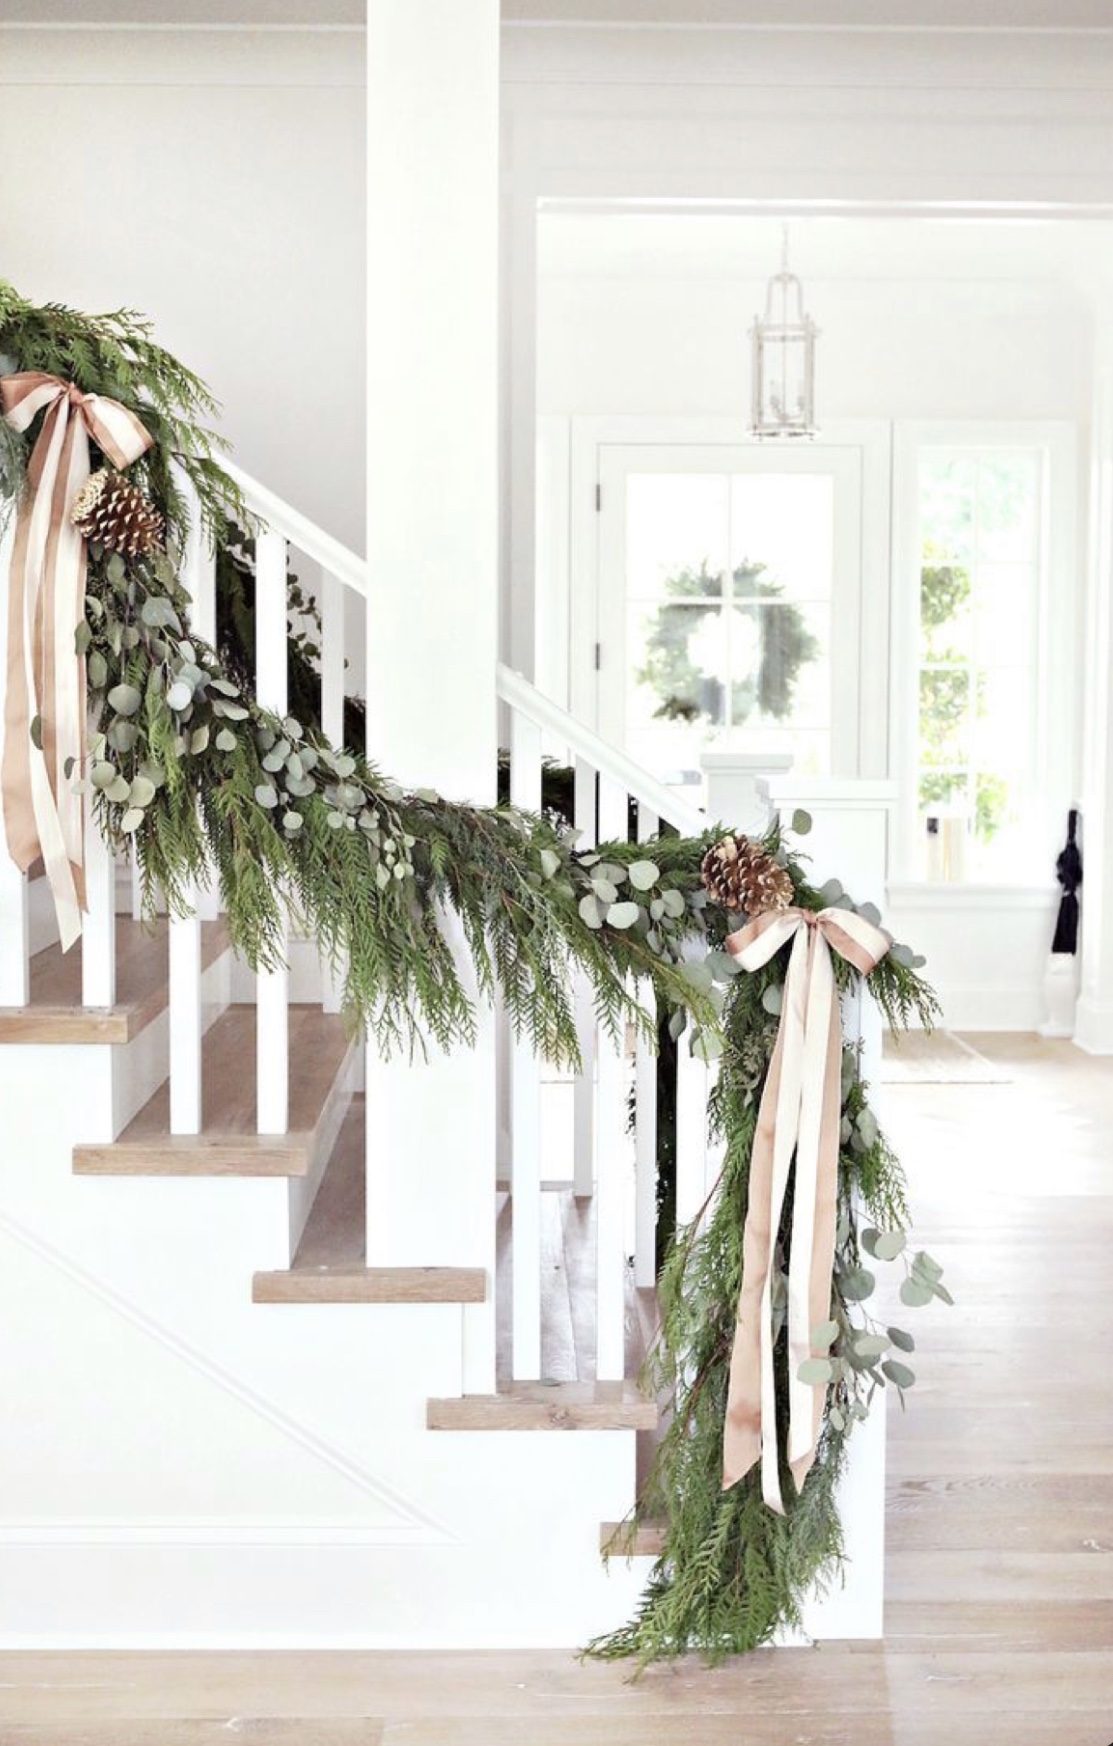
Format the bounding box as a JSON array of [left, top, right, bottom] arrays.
[[761, 984, 783, 1016], [189, 725, 210, 756], [539, 848, 561, 879], [853, 1333, 891, 1359], [661, 888, 686, 919], [119, 807, 144, 834], [74, 620, 93, 655], [283, 811, 303, 833], [873, 1230, 906, 1262], [819, 878, 843, 905], [215, 728, 238, 753], [107, 683, 142, 718], [649, 898, 666, 922], [840, 1267, 876, 1303], [627, 859, 659, 891], [128, 776, 156, 809], [882, 1358, 916, 1390], [797, 1358, 833, 1386], [578, 893, 603, 930], [899, 1278, 934, 1308], [591, 878, 620, 905], [254, 784, 279, 809], [691, 1029, 724, 1064], [166, 681, 193, 713], [607, 901, 640, 930], [91, 761, 117, 791], [887, 1326, 916, 1353], [790, 808, 813, 837], [88, 650, 108, 690], [104, 774, 131, 804], [667, 1008, 687, 1042], [811, 1319, 839, 1351], [680, 960, 714, 995]]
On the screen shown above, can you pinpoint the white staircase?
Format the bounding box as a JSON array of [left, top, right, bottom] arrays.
[[0, 479, 883, 1648]]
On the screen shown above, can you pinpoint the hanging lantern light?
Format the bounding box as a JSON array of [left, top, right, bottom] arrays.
[[750, 227, 819, 440]]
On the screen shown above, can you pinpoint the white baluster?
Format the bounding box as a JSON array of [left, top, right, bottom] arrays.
[[510, 710, 542, 1379], [168, 482, 216, 1135], [81, 805, 116, 1008], [675, 1042, 709, 1228], [0, 515, 29, 1006], [595, 1002, 628, 1383], [634, 802, 659, 1288], [597, 774, 628, 847], [255, 527, 289, 1136], [320, 570, 345, 751], [572, 757, 596, 1198]]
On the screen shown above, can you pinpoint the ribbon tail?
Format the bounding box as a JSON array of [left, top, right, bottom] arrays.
[[787, 933, 843, 1495]]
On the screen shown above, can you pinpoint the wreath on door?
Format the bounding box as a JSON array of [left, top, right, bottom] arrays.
[[637, 559, 821, 727]]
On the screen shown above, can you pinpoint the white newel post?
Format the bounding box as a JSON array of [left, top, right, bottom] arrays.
[[1077, 309, 1113, 1054], [0, 515, 30, 1007], [365, 0, 500, 1393]]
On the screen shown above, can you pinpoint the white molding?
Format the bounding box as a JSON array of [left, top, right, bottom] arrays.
[[0, 1210, 455, 1545], [0, 1520, 442, 1547], [888, 881, 1060, 910], [0, 28, 364, 85]]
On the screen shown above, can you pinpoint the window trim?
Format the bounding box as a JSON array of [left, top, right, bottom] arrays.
[[890, 419, 1079, 887]]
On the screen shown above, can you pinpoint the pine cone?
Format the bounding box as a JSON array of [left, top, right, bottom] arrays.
[[72, 468, 164, 558], [700, 833, 794, 916]]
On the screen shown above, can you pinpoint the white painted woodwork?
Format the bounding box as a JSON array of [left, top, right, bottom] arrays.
[[365, 0, 499, 1398], [675, 1041, 710, 1229], [572, 756, 597, 1198], [168, 905, 203, 1136], [594, 1012, 627, 1384], [634, 802, 659, 1289], [254, 527, 290, 1137], [80, 808, 116, 1010], [320, 571, 345, 752], [509, 712, 543, 1379]]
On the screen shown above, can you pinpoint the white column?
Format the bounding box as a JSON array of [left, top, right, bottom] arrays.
[[509, 711, 542, 1378], [365, 0, 500, 1393], [255, 528, 290, 1135], [1078, 309, 1113, 1053]]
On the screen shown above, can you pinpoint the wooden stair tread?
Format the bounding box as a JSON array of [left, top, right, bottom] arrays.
[[0, 917, 229, 1045], [427, 1381, 657, 1431], [600, 1518, 667, 1557], [74, 1004, 353, 1176], [253, 1098, 486, 1303]]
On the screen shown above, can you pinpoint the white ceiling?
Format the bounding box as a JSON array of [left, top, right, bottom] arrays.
[[0, 0, 363, 23], [505, 0, 1113, 25], [2, 0, 1107, 25], [538, 212, 1113, 291]]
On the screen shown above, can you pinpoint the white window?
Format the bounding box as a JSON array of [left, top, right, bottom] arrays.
[[894, 424, 1076, 883]]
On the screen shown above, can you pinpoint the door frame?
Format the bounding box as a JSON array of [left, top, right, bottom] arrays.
[[566, 416, 893, 777]]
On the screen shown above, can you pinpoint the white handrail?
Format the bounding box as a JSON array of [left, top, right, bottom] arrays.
[[221, 461, 368, 601], [496, 664, 708, 838]]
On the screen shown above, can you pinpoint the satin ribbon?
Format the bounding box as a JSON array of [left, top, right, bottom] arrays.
[[1, 372, 153, 949], [721, 904, 890, 1513]]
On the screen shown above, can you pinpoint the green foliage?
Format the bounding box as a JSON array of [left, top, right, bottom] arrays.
[[636, 561, 821, 728], [0, 282, 946, 1669]]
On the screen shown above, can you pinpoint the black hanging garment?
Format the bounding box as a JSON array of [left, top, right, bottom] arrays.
[[1051, 809, 1082, 955]]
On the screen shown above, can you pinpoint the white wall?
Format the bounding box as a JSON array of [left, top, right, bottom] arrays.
[[0, 27, 366, 553]]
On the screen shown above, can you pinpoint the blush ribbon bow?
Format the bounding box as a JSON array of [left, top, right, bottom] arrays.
[[721, 904, 890, 1513], [1, 372, 153, 948]]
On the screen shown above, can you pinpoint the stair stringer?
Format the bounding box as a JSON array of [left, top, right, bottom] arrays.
[[0, 1041, 649, 1648]]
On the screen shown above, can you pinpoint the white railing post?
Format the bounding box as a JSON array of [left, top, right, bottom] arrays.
[[81, 810, 116, 1009], [596, 1000, 628, 1383], [572, 757, 597, 1199], [634, 802, 659, 1288], [0, 516, 29, 1007], [509, 710, 543, 1379], [168, 485, 217, 1135], [255, 527, 289, 1136], [676, 1045, 710, 1228], [320, 570, 345, 752]]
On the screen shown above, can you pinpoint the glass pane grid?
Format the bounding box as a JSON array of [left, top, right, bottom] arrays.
[[915, 446, 1043, 872]]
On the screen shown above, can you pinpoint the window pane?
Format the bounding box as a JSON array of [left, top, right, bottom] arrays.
[[973, 563, 1037, 667], [626, 475, 728, 601], [920, 667, 970, 767], [731, 600, 828, 731], [730, 474, 834, 601], [920, 454, 976, 563], [920, 557, 972, 662], [973, 667, 1035, 768], [976, 453, 1041, 562], [629, 600, 728, 732]]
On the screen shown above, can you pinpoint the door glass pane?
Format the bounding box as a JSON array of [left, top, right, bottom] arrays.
[[623, 468, 836, 786], [626, 475, 728, 602]]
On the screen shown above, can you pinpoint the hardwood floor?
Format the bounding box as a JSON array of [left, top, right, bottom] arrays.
[[1, 1034, 1111, 1744]]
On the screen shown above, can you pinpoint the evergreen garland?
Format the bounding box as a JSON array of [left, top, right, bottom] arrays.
[[0, 283, 947, 1665]]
